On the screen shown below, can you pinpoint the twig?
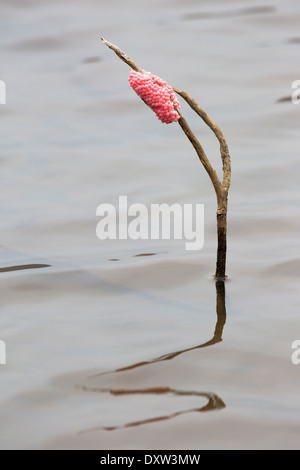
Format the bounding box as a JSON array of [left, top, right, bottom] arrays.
[[101, 38, 231, 280], [173, 89, 231, 192], [101, 37, 143, 73], [174, 107, 222, 198]]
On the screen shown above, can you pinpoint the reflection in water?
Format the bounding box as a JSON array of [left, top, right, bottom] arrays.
[[134, 253, 157, 257], [183, 6, 275, 21], [78, 281, 227, 432], [78, 387, 225, 433], [82, 56, 102, 64], [94, 280, 226, 376], [276, 96, 292, 103], [0, 264, 51, 273]]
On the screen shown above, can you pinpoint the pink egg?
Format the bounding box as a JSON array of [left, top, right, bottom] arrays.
[[128, 69, 180, 124]]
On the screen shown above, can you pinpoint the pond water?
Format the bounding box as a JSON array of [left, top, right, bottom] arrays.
[[0, 0, 299, 450]]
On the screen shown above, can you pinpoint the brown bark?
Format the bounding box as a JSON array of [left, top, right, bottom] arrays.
[[216, 203, 228, 280], [174, 90, 231, 279], [101, 38, 231, 279]]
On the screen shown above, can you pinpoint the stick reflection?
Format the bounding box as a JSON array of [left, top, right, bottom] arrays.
[[78, 387, 225, 434], [96, 280, 226, 374], [78, 280, 227, 432]]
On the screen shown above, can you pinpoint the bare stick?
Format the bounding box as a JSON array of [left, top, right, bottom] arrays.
[[174, 89, 231, 192], [101, 38, 231, 280], [175, 108, 222, 198], [101, 37, 143, 73]]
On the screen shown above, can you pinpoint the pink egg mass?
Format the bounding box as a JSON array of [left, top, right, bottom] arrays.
[[128, 69, 181, 124]]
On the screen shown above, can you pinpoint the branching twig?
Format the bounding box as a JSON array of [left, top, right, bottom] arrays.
[[101, 37, 231, 280], [101, 37, 143, 73], [174, 89, 231, 191], [174, 107, 222, 198]]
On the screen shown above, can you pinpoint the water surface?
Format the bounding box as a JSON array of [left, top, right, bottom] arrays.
[[0, 0, 299, 450]]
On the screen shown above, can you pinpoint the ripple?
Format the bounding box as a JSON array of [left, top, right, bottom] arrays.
[[264, 259, 300, 279], [0, 263, 51, 273], [182, 6, 275, 21]]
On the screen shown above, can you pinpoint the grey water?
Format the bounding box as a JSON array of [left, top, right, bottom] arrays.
[[0, 0, 299, 449]]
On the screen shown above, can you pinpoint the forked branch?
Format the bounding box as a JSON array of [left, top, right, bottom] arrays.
[[101, 37, 231, 280], [101, 38, 143, 73], [174, 89, 231, 192]]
